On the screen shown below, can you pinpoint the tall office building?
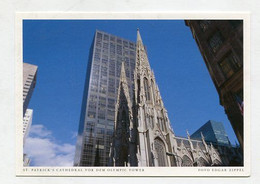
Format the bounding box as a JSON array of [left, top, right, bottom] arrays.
[[23, 63, 38, 116], [185, 20, 243, 150], [23, 62, 37, 166], [190, 120, 230, 146], [23, 109, 33, 145], [74, 30, 137, 166]]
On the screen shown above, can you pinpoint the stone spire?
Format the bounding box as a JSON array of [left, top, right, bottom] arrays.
[[137, 28, 143, 46], [136, 29, 150, 69], [120, 61, 127, 82], [115, 62, 132, 123], [109, 61, 136, 166]]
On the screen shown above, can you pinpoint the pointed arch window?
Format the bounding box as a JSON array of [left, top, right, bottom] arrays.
[[197, 157, 210, 166], [182, 155, 193, 167], [154, 138, 167, 166], [137, 79, 141, 103], [144, 78, 150, 101], [151, 80, 155, 102]]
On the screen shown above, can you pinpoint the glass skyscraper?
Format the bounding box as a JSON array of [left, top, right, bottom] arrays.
[[74, 30, 136, 166], [190, 120, 230, 146]]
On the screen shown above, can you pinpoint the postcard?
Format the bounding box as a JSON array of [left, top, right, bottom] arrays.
[[16, 12, 250, 176]]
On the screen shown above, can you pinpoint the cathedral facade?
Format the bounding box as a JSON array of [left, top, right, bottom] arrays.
[[109, 30, 242, 167]]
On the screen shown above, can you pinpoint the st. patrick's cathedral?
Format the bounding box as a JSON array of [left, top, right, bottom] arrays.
[[108, 30, 242, 167]]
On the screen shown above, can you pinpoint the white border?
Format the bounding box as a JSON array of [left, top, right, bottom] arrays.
[[15, 12, 250, 177]]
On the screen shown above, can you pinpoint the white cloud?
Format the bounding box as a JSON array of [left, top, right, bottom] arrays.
[[24, 124, 75, 166], [29, 124, 52, 138]]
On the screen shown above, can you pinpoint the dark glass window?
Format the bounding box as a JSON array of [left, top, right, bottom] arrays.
[[208, 31, 224, 53], [88, 111, 96, 118], [107, 109, 115, 121], [107, 98, 115, 109], [199, 20, 211, 32], [94, 51, 101, 63], [104, 34, 109, 41], [129, 43, 134, 50], [130, 51, 135, 58], [117, 38, 122, 44], [98, 110, 106, 119], [109, 59, 115, 77], [102, 57, 108, 65], [103, 42, 108, 49], [110, 36, 115, 42], [219, 59, 233, 78], [117, 45, 122, 55], [110, 43, 116, 54], [219, 53, 242, 78]]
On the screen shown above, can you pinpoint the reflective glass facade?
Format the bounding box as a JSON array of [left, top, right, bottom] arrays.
[[190, 120, 230, 146], [74, 30, 136, 166]]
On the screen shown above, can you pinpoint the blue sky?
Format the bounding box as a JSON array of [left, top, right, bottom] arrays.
[[23, 20, 238, 166]]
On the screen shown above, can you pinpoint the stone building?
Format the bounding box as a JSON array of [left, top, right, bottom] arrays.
[[185, 20, 244, 150], [109, 30, 241, 167]]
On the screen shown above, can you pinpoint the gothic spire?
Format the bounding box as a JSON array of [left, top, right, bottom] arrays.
[[136, 29, 150, 69], [115, 61, 132, 129], [137, 28, 143, 45]]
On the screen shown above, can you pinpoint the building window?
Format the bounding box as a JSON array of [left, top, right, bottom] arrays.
[[219, 53, 242, 78], [199, 20, 211, 32], [181, 155, 193, 167], [103, 34, 109, 41], [144, 78, 150, 101], [154, 138, 167, 166], [117, 38, 122, 44], [88, 111, 96, 119], [208, 31, 224, 53]]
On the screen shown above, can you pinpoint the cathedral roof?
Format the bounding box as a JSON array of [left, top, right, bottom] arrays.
[[175, 136, 207, 151]]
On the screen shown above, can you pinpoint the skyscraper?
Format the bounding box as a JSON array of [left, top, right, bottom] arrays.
[[23, 62, 37, 166], [23, 63, 38, 116], [185, 20, 243, 150], [23, 109, 33, 145], [190, 120, 230, 146], [74, 30, 136, 166]]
